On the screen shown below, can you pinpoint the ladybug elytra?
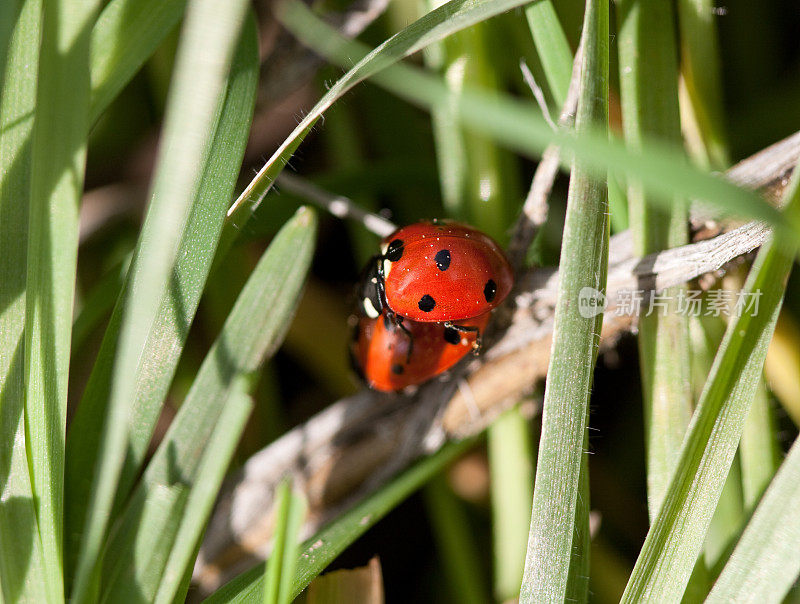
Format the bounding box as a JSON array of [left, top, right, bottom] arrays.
[[360, 220, 514, 325], [351, 311, 491, 392]]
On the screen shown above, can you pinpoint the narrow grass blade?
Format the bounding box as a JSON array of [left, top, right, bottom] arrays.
[[0, 1, 48, 601], [424, 476, 489, 604], [69, 1, 251, 599], [617, 0, 692, 522], [676, 0, 729, 168], [488, 409, 534, 601], [203, 437, 478, 604], [277, 1, 793, 237], [525, 0, 573, 106], [620, 165, 800, 602], [739, 382, 779, 510], [99, 207, 316, 602], [520, 1, 609, 600], [706, 434, 800, 603], [89, 0, 187, 122], [154, 376, 255, 604], [224, 0, 544, 235], [65, 19, 258, 572], [262, 481, 307, 604], [24, 0, 102, 598]]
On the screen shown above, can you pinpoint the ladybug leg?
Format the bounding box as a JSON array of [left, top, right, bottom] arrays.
[[443, 322, 482, 353]]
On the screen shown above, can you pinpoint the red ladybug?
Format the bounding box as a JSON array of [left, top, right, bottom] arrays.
[[352, 311, 491, 392], [359, 221, 513, 330]]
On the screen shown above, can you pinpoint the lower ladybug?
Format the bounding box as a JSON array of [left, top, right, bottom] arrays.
[[359, 221, 514, 335], [351, 312, 491, 392]]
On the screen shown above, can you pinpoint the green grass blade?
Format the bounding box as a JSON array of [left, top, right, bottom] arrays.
[[525, 0, 573, 106], [676, 0, 729, 168], [488, 409, 534, 600], [68, 1, 250, 599], [617, 0, 692, 522], [520, 1, 609, 600], [262, 481, 307, 604], [89, 0, 186, 123], [223, 0, 540, 242], [203, 437, 478, 604], [620, 165, 800, 602], [65, 19, 258, 571], [739, 381, 779, 510], [705, 434, 800, 602], [153, 377, 254, 604], [24, 0, 101, 598], [424, 476, 490, 604], [277, 1, 793, 237], [99, 206, 316, 602], [0, 1, 48, 601]]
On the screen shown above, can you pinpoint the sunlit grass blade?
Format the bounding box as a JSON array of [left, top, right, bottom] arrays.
[[89, 0, 186, 122], [68, 1, 251, 599], [23, 0, 102, 598], [0, 1, 48, 601], [616, 0, 692, 522], [224, 0, 544, 236], [620, 165, 800, 602], [488, 409, 534, 601], [520, 1, 609, 600], [277, 1, 794, 237], [65, 19, 258, 568], [705, 434, 800, 602], [99, 206, 316, 601], [525, 0, 573, 106], [203, 437, 478, 604], [154, 377, 254, 603], [262, 481, 307, 604]]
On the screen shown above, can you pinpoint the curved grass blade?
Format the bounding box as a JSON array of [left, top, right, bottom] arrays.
[[24, 0, 102, 598], [68, 1, 251, 599], [89, 0, 187, 123], [65, 19, 258, 570], [152, 377, 253, 604], [98, 207, 316, 602], [620, 163, 800, 603], [277, 1, 794, 238], [519, 1, 609, 601], [0, 1, 48, 600], [222, 0, 542, 246], [203, 437, 478, 604], [705, 434, 800, 603]]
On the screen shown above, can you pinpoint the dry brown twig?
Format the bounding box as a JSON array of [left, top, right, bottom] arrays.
[[194, 132, 800, 593]]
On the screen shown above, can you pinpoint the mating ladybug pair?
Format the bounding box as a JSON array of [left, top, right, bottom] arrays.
[[351, 220, 514, 391]]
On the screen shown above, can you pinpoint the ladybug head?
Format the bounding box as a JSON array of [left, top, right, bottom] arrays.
[[356, 258, 384, 319]]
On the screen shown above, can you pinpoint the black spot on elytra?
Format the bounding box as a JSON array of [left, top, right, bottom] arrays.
[[443, 326, 460, 345], [434, 249, 451, 271], [391, 363, 405, 375], [386, 239, 404, 262], [484, 279, 497, 303], [418, 294, 436, 313]]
